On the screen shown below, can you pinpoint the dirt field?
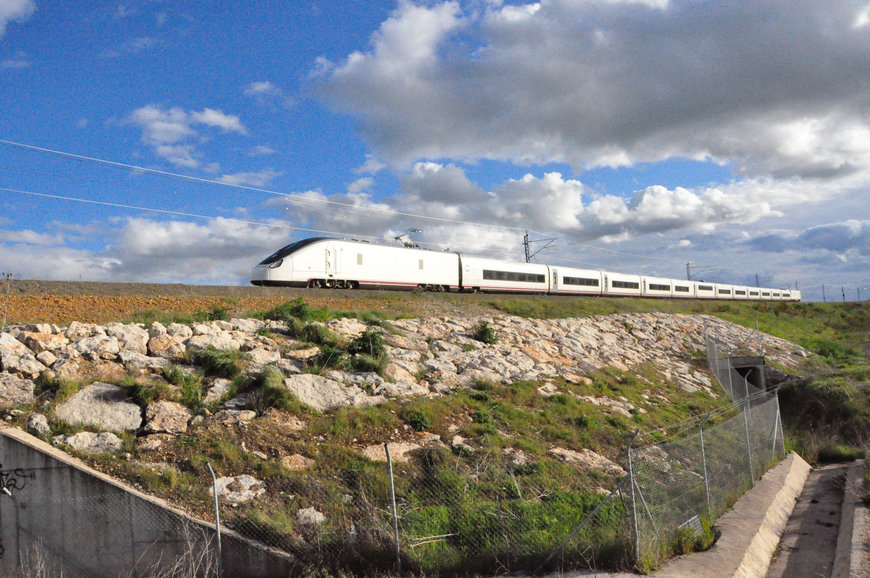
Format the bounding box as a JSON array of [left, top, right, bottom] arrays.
[[0, 279, 497, 326]]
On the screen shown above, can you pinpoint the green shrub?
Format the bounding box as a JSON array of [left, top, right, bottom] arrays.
[[816, 444, 864, 463], [264, 297, 314, 322], [472, 321, 497, 344], [350, 353, 387, 374], [300, 324, 343, 347], [403, 408, 433, 432], [347, 329, 385, 357], [189, 347, 245, 378], [311, 344, 348, 371]]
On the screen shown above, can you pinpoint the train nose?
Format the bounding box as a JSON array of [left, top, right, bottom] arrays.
[[250, 264, 271, 285]]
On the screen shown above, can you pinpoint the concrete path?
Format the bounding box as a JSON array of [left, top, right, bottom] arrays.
[[765, 463, 849, 577]]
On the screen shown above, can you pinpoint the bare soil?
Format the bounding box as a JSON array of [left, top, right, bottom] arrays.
[[0, 280, 497, 326]]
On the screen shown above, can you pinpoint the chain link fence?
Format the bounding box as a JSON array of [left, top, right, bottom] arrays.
[[217, 447, 631, 576]]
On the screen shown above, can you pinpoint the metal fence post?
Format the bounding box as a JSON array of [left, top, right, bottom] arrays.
[[699, 418, 711, 520], [206, 462, 223, 577], [626, 431, 641, 565], [385, 444, 402, 574], [742, 403, 755, 482]]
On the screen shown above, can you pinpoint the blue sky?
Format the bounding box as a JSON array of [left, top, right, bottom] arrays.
[[1, 0, 869, 301]]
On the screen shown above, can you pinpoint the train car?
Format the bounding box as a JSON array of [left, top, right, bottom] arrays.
[[251, 237, 460, 290], [715, 284, 735, 300], [732, 286, 750, 300], [695, 282, 717, 299], [641, 276, 674, 298], [671, 280, 695, 298], [603, 272, 642, 297], [460, 256, 550, 293], [550, 267, 603, 296]]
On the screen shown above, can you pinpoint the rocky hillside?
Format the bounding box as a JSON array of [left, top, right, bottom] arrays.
[[0, 308, 810, 574]]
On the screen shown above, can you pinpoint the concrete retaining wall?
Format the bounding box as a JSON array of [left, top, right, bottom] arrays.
[[0, 428, 294, 577]]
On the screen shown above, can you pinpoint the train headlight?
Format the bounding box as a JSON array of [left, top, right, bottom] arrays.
[[268, 259, 283, 269]]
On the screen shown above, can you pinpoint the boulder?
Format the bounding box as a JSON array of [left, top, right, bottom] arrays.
[[215, 475, 264, 504], [282, 374, 385, 412], [136, 433, 174, 451], [106, 324, 149, 355], [281, 454, 315, 470], [27, 413, 50, 435], [362, 442, 421, 463], [186, 333, 240, 354], [119, 351, 170, 373], [19, 331, 69, 354], [548, 447, 627, 477], [147, 334, 186, 361], [73, 335, 120, 360], [144, 400, 191, 434], [54, 382, 143, 432], [55, 431, 123, 454], [0, 374, 36, 405], [296, 507, 326, 526]]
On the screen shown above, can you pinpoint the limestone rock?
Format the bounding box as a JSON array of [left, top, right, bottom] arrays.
[[145, 400, 191, 434], [283, 374, 385, 412], [27, 413, 50, 435], [106, 324, 149, 355], [73, 335, 120, 360], [203, 378, 232, 405], [0, 374, 36, 405], [548, 447, 627, 477], [119, 350, 169, 373], [55, 431, 123, 454], [207, 409, 256, 425], [362, 442, 421, 463], [186, 333, 241, 354], [147, 334, 186, 361], [19, 331, 69, 354], [216, 475, 264, 504], [137, 433, 174, 451], [281, 454, 315, 470], [296, 507, 326, 526], [54, 382, 143, 432]]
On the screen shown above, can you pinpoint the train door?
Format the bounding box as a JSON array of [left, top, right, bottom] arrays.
[[551, 268, 558, 292], [325, 244, 341, 278]]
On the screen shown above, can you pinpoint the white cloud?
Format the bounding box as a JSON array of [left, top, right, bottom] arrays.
[[0, 0, 35, 38], [318, 0, 870, 186], [1, 50, 31, 68], [347, 177, 374, 194], [0, 228, 64, 246], [243, 81, 295, 110], [217, 170, 281, 187], [190, 108, 248, 134], [127, 104, 248, 168], [249, 145, 276, 156]]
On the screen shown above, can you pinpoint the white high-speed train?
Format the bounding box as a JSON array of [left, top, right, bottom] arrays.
[[250, 237, 801, 301]]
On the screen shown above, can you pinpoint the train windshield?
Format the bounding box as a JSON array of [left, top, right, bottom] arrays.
[[258, 238, 331, 265]]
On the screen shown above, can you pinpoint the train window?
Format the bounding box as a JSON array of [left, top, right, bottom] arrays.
[[649, 283, 670, 291], [483, 270, 546, 283], [735, 290, 746, 295], [674, 286, 690, 292], [357, 254, 363, 265], [698, 285, 713, 291], [258, 237, 330, 265], [762, 292, 770, 296], [419, 259, 424, 270], [772, 292, 780, 297], [749, 291, 759, 296], [564, 277, 599, 286], [718, 289, 731, 295], [612, 280, 640, 289]]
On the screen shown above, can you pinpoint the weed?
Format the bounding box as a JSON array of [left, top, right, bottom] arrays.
[[310, 344, 348, 372], [472, 321, 498, 344], [300, 324, 344, 348], [350, 353, 387, 374], [347, 329, 385, 357], [403, 408, 433, 432], [189, 347, 245, 378]]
